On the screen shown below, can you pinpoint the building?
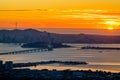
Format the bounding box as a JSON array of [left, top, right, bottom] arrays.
[[4, 61, 13, 70], [0, 60, 3, 69]]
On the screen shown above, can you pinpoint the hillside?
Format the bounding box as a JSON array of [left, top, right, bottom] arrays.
[[0, 29, 120, 43]]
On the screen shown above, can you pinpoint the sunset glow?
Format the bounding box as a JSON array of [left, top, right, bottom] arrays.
[[105, 21, 119, 26], [0, 1, 120, 77], [0, 0, 120, 31]]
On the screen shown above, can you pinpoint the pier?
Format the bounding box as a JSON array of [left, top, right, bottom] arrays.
[[0, 48, 52, 55]]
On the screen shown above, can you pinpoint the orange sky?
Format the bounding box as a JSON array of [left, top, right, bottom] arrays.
[[0, 0, 120, 30]]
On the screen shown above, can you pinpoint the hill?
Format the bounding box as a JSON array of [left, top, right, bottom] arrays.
[[0, 29, 120, 43]]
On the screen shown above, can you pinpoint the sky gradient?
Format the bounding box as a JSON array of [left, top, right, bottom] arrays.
[[0, 0, 120, 32], [0, 0, 120, 10]]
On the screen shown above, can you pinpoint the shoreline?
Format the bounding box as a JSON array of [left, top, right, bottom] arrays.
[[21, 65, 120, 73]]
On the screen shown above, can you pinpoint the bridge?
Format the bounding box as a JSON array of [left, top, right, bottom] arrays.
[[0, 48, 53, 55]]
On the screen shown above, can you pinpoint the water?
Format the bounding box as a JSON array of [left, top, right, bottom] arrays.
[[0, 43, 120, 72]]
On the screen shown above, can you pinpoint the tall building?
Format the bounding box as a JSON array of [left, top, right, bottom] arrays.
[[0, 60, 3, 69], [4, 61, 13, 70]]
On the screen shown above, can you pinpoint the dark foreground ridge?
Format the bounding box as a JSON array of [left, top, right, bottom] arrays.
[[0, 60, 120, 80], [0, 69, 120, 80]]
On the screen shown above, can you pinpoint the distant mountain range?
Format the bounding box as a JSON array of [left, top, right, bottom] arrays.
[[0, 29, 120, 43]]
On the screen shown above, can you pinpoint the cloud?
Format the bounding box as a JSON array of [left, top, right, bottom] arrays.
[[0, 9, 31, 11], [0, 9, 51, 12]]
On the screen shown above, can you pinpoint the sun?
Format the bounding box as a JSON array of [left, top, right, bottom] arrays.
[[107, 27, 114, 30], [104, 21, 120, 30]]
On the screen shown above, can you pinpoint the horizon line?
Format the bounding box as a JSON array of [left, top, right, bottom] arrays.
[[0, 28, 120, 30]]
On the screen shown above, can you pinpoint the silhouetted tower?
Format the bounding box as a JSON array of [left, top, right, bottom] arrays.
[[47, 33, 53, 51]]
